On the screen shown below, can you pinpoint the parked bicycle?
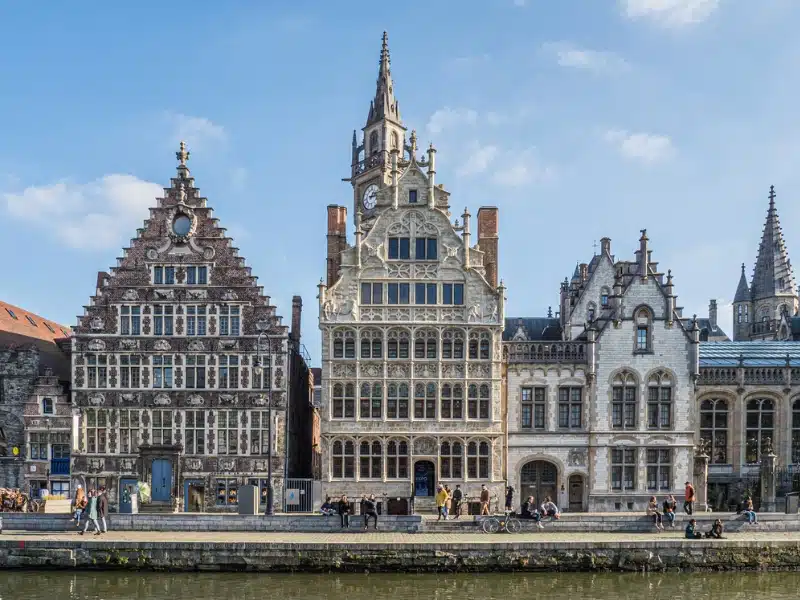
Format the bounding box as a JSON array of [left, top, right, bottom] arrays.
[[481, 511, 521, 533]]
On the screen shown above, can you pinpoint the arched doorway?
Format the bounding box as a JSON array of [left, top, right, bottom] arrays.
[[568, 473, 585, 512], [520, 460, 557, 507], [414, 460, 435, 496]]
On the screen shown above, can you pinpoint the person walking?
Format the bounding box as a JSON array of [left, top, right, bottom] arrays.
[[72, 485, 87, 528], [362, 494, 379, 530], [684, 481, 695, 515], [443, 485, 452, 519], [505, 486, 515, 513], [451, 485, 463, 519], [338, 495, 352, 529], [97, 487, 109, 534], [435, 485, 448, 521], [80, 490, 100, 536], [480, 484, 490, 516]]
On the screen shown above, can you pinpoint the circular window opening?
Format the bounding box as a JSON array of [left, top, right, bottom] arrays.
[[172, 214, 192, 237]]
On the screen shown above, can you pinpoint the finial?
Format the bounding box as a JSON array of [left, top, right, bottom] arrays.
[[741, 262, 746, 274], [547, 306, 553, 318], [592, 240, 598, 255], [410, 130, 418, 155], [639, 228, 648, 241], [666, 269, 673, 284], [352, 130, 357, 146], [428, 142, 436, 153], [176, 141, 190, 168], [769, 184, 776, 205]]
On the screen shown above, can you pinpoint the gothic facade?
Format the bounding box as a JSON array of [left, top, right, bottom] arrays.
[[318, 33, 505, 509], [69, 146, 308, 512]]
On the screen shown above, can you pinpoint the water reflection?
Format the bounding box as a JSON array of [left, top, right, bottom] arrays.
[[2, 571, 800, 600]]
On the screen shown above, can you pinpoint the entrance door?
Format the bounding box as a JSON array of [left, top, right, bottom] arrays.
[[184, 481, 205, 512], [151, 459, 172, 502], [520, 460, 558, 507], [119, 478, 138, 514], [568, 474, 585, 512], [414, 461, 435, 496]]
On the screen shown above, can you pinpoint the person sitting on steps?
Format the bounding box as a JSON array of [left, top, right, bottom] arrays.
[[338, 495, 351, 529], [320, 496, 336, 516], [521, 495, 544, 529], [647, 496, 664, 531], [541, 496, 560, 520], [662, 494, 677, 528], [685, 518, 702, 539], [705, 518, 724, 539]]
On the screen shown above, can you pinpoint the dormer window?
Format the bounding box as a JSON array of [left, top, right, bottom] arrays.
[[26, 315, 37, 327], [600, 287, 610, 307], [634, 307, 652, 352], [408, 189, 418, 204], [42, 397, 54, 415]]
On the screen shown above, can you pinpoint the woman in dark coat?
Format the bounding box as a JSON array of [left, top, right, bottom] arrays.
[[338, 495, 351, 529]]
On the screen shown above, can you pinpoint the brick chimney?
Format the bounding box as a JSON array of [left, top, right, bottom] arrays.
[[600, 237, 611, 256], [326, 205, 347, 287], [290, 295, 302, 347], [477, 207, 499, 287], [579, 263, 589, 282], [709, 299, 718, 329]]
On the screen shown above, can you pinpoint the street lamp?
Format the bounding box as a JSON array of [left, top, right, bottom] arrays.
[[252, 325, 274, 516]]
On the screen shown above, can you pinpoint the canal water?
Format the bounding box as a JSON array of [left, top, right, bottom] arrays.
[[2, 571, 800, 599]]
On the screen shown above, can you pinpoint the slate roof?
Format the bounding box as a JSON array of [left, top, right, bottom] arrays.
[[681, 317, 730, 341], [699, 341, 800, 366], [751, 186, 796, 300], [503, 317, 562, 341]]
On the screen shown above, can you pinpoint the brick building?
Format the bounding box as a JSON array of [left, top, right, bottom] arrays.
[[0, 302, 71, 497], [69, 145, 311, 512], [318, 33, 505, 511]]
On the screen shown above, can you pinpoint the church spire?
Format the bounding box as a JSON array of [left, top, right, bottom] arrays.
[[734, 263, 750, 303], [366, 31, 400, 126], [751, 185, 796, 300]]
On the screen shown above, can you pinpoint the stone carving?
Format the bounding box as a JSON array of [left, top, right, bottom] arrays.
[[253, 459, 268, 471], [202, 247, 215, 260], [154, 339, 171, 351], [387, 263, 412, 279], [88, 394, 105, 406], [468, 304, 481, 322], [415, 308, 437, 322], [332, 364, 357, 378], [120, 458, 136, 472], [222, 289, 238, 301], [153, 393, 171, 406], [441, 308, 463, 322], [251, 394, 268, 406], [364, 241, 386, 265], [122, 289, 139, 302], [442, 243, 460, 261], [90, 317, 104, 331], [361, 363, 382, 378], [188, 394, 205, 406], [153, 289, 175, 300], [187, 288, 208, 300], [219, 394, 238, 406], [568, 449, 587, 467], [512, 323, 529, 341], [414, 264, 438, 280], [219, 339, 237, 350], [88, 458, 104, 473], [87, 339, 106, 351], [323, 297, 355, 322], [146, 248, 159, 260], [387, 363, 410, 378], [414, 437, 436, 455], [120, 393, 139, 404], [119, 339, 138, 350], [188, 340, 205, 352], [361, 308, 383, 321], [219, 458, 236, 471], [185, 458, 203, 471], [387, 308, 411, 321], [487, 300, 499, 323]]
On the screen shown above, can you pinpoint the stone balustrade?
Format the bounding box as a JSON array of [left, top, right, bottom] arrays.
[[504, 341, 587, 364], [698, 366, 800, 386]]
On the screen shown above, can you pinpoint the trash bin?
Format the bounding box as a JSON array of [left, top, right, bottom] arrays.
[[785, 492, 799, 514]]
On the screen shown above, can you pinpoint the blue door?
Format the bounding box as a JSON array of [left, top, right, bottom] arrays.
[[414, 461, 435, 497], [151, 459, 172, 502], [119, 478, 138, 513]]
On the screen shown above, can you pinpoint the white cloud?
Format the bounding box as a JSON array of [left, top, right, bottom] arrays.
[[230, 166, 248, 191], [456, 143, 498, 177], [543, 42, 630, 74], [604, 129, 676, 163], [427, 107, 479, 134], [168, 113, 226, 150], [3, 175, 163, 250], [492, 149, 556, 187], [513, 0, 527, 6], [622, 0, 720, 27]]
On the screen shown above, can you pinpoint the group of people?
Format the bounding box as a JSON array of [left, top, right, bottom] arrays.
[[519, 495, 560, 528], [72, 484, 109, 535], [320, 494, 380, 530]]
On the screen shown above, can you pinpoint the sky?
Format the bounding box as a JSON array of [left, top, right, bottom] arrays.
[[2, 0, 800, 365]]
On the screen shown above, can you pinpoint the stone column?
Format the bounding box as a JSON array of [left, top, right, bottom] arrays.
[[760, 448, 777, 512], [693, 444, 709, 512]]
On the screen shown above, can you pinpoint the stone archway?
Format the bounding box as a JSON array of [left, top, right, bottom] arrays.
[[520, 460, 558, 508]]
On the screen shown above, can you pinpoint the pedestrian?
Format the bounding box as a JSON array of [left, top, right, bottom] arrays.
[[362, 494, 379, 530], [443, 485, 452, 519], [451, 485, 463, 519], [435, 485, 448, 521], [684, 481, 695, 515], [662, 494, 677, 528], [743, 498, 758, 525], [685, 518, 702, 539], [97, 486, 108, 534], [72, 485, 86, 528], [80, 490, 100, 536], [338, 495, 351, 529], [480, 484, 490, 515], [647, 496, 664, 531], [505, 486, 515, 513]]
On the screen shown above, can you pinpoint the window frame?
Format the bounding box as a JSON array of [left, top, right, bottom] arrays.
[[611, 447, 637, 491], [558, 387, 583, 429]]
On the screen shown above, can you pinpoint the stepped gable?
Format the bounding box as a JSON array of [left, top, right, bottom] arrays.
[[72, 142, 287, 340]]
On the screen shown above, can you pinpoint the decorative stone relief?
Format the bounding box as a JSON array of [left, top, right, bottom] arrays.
[[187, 289, 208, 300], [154, 339, 171, 351], [88, 394, 105, 406], [119, 339, 138, 350], [120, 458, 136, 472], [253, 459, 268, 471], [175, 316, 184, 335], [88, 339, 106, 351], [468, 304, 481, 322], [208, 316, 217, 335], [332, 364, 357, 378], [120, 393, 139, 404], [219, 339, 237, 350], [250, 394, 268, 406], [361, 308, 383, 321], [414, 437, 436, 455], [568, 449, 587, 467], [468, 364, 491, 377], [219, 458, 236, 472], [387, 264, 412, 279], [219, 394, 238, 406], [414, 264, 438, 280], [187, 394, 205, 406], [188, 340, 205, 352], [90, 317, 104, 331], [142, 316, 151, 335], [153, 393, 171, 406], [153, 289, 174, 300], [88, 458, 104, 472], [185, 458, 203, 471], [387, 308, 411, 321], [360, 363, 382, 378], [122, 289, 139, 301], [222, 289, 238, 301], [146, 248, 159, 260], [441, 308, 463, 322], [416, 309, 437, 322], [387, 363, 410, 378]]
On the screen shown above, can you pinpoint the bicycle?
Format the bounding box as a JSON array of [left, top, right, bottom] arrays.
[[481, 511, 521, 534]]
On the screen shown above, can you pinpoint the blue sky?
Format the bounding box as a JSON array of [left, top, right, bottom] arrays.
[[1, 0, 799, 364]]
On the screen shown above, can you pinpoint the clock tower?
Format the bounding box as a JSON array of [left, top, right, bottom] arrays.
[[350, 32, 407, 223]]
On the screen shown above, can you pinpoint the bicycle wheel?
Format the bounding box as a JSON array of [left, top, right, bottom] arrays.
[[482, 517, 500, 534], [505, 517, 521, 533]]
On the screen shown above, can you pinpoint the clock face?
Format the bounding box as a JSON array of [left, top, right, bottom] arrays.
[[362, 184, 378, 210]]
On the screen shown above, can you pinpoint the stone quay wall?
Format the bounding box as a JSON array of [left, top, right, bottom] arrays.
[[4, 538, 800, 572]]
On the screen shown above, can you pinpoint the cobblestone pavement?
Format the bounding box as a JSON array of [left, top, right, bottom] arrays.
[[3, 530, 800, 544]]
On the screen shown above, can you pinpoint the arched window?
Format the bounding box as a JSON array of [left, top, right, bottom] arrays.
[[792, 400, 800, 464], [387, 329, 410, 359], [414, 383, 436, 419], [587, 302, 597, 323], [359, 383, 382, 419], [369, 131, 379, 155], [332, 439, 355, 478], [469, 339, 478, 359], [600, 287, 610, 308], [746, 398, 775, 464], [467, 440, 490, 479], [737, 304, 743, 324], [332, 383, 355, 419], [700, 399, 728, 464], [333, 329, 355, 359], [647, 371, 672, 429], [360, 329, 382, 359], [387, 439, 408, 478], [333, 339, 343, 358], [635, 308, 652, 352], [468, 384, 490, 419], [359, 439, 382, 479], [414, 330, 437, 359], [440, 440, 463, 478], [611, 371, 637, 429], [387, 383, 409, 419], [440, 383, 464, 419], [442, 329, 465, 359]]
